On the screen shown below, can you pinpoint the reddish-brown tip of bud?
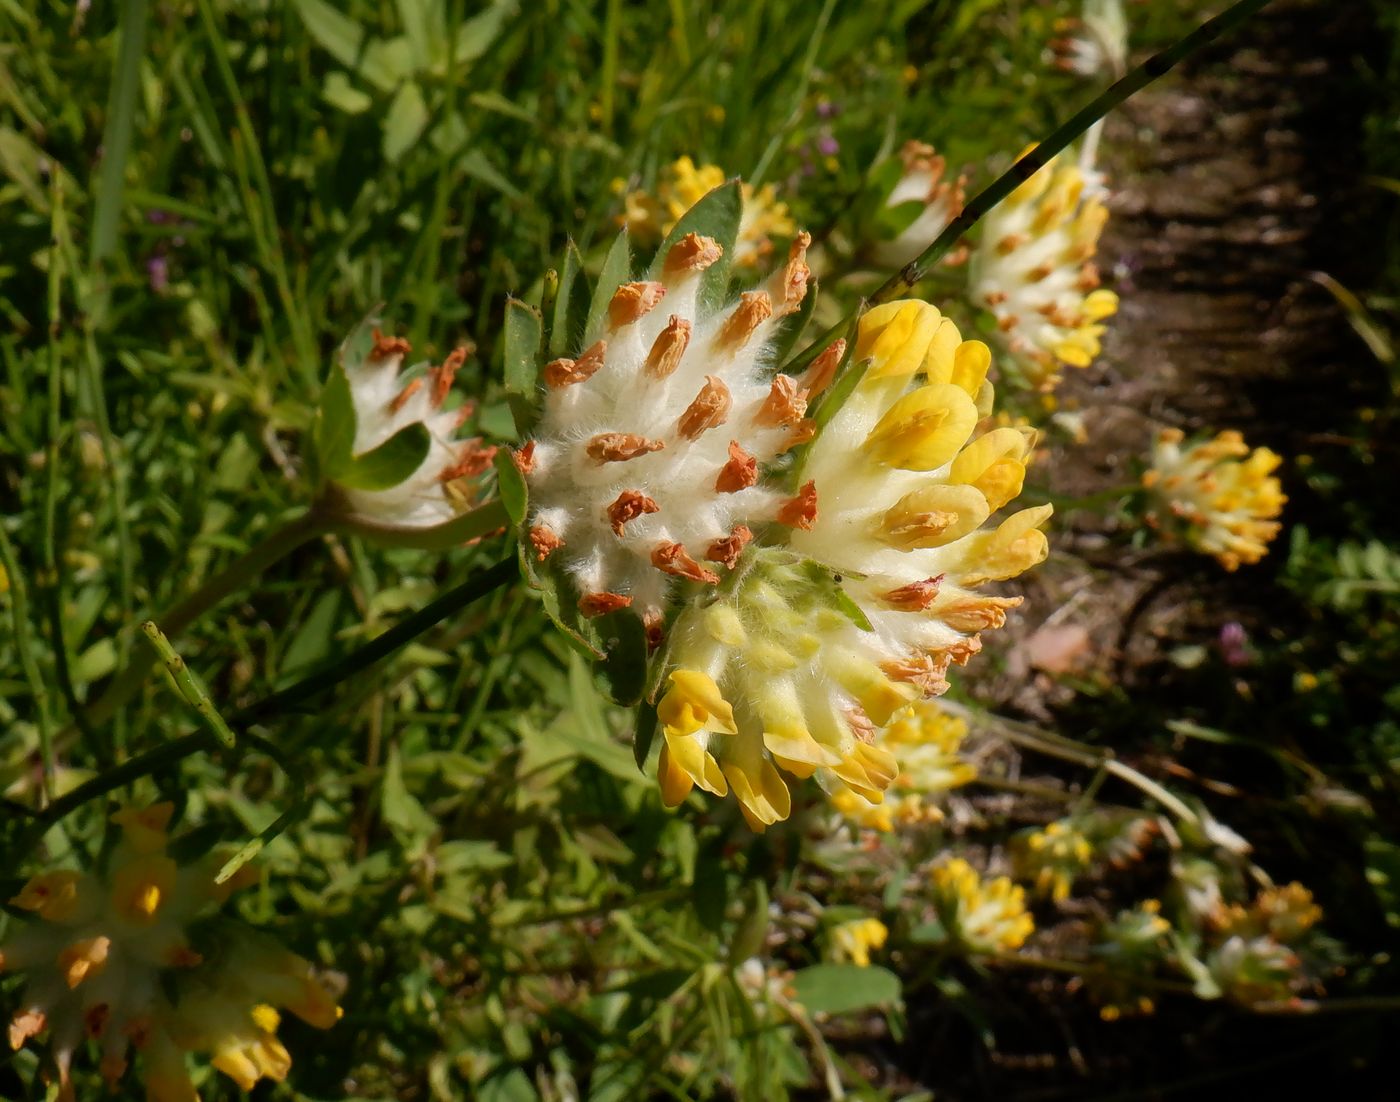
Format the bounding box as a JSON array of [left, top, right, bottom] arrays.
[[431, 345, 471, 406], [512, 440, 537, 476], [608, 281, 667, 328], [545, 339, 608, 388], [644, 315, 692, 379], [586, 433, 665, 463], [440, 440, 498, 483], [606, 489, 660, 536], [715, 440, 758, 493], [881, 651, 952, 696], [800, 338, 846, 398], [651, 541, 721, 584], [388, 376, 423, 413], [780, 419, 817, 453], [677, 375, 732, 440], [528, 525, 564, 561], [777, 480, 818, 529], [704, 525, 753, 569], [643, 609, 665, 651], [664, 232, 723, 275], [580, 591, 632, 617], [881, 575, 945, 611], [773, 231, 812, 316], [755, 374, 809, 428], [716, 290, 773, 351], [370, 328, 412, 362]]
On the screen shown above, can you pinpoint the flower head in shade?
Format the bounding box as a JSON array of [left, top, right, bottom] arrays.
[[928, 858, 1034, 954], [645, 299, 1049, 829], [2, 804, 339, 1101], [620, 157, 796, 268], [868, 141, 967, 270], [1090, 900, 1171, 1020], [831, 700, 976, 831], [1014, 819, 1094, 902], [1142, 428, 1285, 570], [828, 918, 889, 967], [318, 323, 497, 536], [968, 150, 1118, 390]]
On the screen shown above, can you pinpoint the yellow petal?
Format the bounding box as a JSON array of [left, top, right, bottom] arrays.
[[949, 340, 991, 397], [921, 318, 964, 384], [864, 383, 979, 471], [880, 482, 992, 549], [657, 669, 738, 737], [664, 731, 729, 797], [857, 301, 942, 380]]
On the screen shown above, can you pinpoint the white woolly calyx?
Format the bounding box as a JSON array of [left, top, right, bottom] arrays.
[[870, 141, 968, 270], [521, 229, 835, 645], [320, 325, 499, 536]]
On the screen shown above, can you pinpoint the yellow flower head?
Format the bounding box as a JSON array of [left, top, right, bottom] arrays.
[[1143, 428, 1285, 570], [2, 805, 341, 1102], [1014, 819, 1095, 902], [829, 918, 889, 967], [622, 156, 796, 268], [650, 300, 1047, 829], [832, 700, 975, 830], [930, 857, 1034, 953], [968, 148, 1118, 390]]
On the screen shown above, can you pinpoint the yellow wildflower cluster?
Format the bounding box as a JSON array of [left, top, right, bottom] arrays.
[[650, 300, 1050, 828], [829, 918, 890, 967], [968, 151, 1118, 390], [620, 156, 796, 268], [929, 857, 1034, 954], [1015, 819, 1094, 902], [1142, 428, 1285, 570], [831, 700, 976, 831], [2, 804, 340, 1101]]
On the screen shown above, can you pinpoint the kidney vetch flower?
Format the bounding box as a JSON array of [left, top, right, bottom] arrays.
[[967, 149, 1119, 390], [1142, 428, 1285, 570]]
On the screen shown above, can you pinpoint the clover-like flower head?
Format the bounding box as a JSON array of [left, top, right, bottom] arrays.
[[2, 804, 339, 1101], [316, 323, 498, 537], [868, 141, 967, 270], [929, 857, 1035, 954], [831, 700, 976, 831], [828, 917, 889, 968], [968, 150, 1118, 390], [1143, 428, 1285, 570]]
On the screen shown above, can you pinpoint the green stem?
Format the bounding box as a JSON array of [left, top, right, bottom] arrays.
[[85, 508, 335, 729], [0, 527, 53, 804], [785, 0, 1274, 371], [140, 621, 238, 748], [236, 555, 518, 724]]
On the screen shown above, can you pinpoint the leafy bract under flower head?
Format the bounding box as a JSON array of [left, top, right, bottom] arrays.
[[1142, 428, 1285, 570], [620, 156, 796, 268], [2, 804, 340, 1101], [968, 149, 1118, 390]]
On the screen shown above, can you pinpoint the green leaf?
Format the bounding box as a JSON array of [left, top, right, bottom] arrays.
[[336, 422, 430, 491], [548, 240, 587, 358], [597, 609, 649, 706], [645, 179, 741, 314], [292, 0, 366, 70], [382, 81, 429, 163], [436, 840, 514, 875], [586, 230, 632, 343], [314, 364, 356, 478], [790, 964, 901, 1015], [494, 448, 528, 526], [1365, 838, 1400, 928], [453, 0, 516, 65], [321, 71, 372, 114], [381, 744, 437, 851], [502, 297, 543, 436], [459, 147, 525, 201], [876, 198, 927, 239], [632, 699, 658, 772]]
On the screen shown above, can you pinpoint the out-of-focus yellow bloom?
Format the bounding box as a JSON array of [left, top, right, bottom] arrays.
[[621, 156, 796, 268], [832, 700, 976, 831], [930, 857, 1034, 953], [653, 302, 1048, 829], [1015, 820, 1094, 902], [2, 804, 340, 1102], [969, 149, 1118, 390], [829, 918, 889, 967], [1142, 428, 1285, 570]]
